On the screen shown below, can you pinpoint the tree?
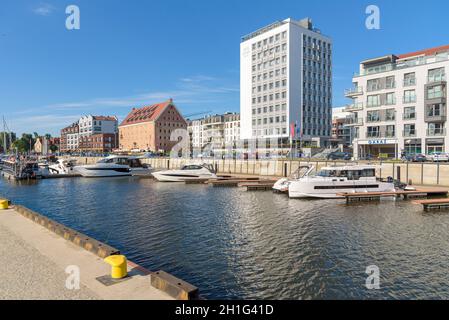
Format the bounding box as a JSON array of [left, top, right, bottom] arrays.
[[45, 133, 52, 140], [50, 144, 58, 153]]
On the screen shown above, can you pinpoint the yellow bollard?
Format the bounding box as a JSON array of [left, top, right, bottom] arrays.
[[0, 200, 8, 210], [104, 255, 128, 279]]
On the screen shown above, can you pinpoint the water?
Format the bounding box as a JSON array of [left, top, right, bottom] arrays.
[[1, 177, 449, 299]]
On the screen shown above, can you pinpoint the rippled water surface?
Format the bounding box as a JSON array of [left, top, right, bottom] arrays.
[[1, 177, 449, 299]]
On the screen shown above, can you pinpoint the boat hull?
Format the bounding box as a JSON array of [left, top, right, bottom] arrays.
[[152, 171, 216, 182], [75, 166, 131, 178], [288, 179, 395, 199]]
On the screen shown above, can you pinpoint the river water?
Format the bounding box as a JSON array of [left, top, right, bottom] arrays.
[[1, 177, 449, 299]]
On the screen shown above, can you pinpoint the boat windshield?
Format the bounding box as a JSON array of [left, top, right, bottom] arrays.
[[181, 165, 205, 170], [97, 157, 129, 165]]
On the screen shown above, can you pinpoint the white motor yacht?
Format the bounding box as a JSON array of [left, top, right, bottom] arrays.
[[152, 164, 217, 182], [47, 159, 78, 175], [272, 165, 315, 193], [288, 165, 395, 199], [75, 155, 152, 178]]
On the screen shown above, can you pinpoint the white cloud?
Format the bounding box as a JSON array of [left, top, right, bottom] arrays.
[[33, 3, 56, 16]]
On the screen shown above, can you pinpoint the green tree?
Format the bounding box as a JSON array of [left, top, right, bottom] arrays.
[[50, 144, 58, 153]]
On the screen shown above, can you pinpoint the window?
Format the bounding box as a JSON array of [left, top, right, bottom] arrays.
[[428, 123, 445, 136], [404, 90, 416, 103], [427, 85, 444, 99], [367, 110, 380, 122], [404, 107, 416, 120], [385, 92, 396, 105], [386, 76, 395, 89], [385, 109, 396, 121], [404, 72, 416, 86], [427, 103, 443, 117], [385, 125, 395, 137], [404, 124, 416, 137], [428, 67, 445, 82], [367, 95, 381, 107], [367, 126, 380, 138]]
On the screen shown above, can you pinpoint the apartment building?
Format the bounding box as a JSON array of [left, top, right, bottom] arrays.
[[330, 107, 353, 147], [240, 18, 332, 147], [79, 115, 118, 138], [187, 113, 241, 150], [119, 99, 187, 153], [345, 44, 449, 159], [78, 133, 118, 152], [60, 122, 79, 152]]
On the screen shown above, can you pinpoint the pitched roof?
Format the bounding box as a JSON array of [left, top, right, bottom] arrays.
[[93, 116, 117, 121], [119, 99, 173, 127], [397, 44, 449, 59]]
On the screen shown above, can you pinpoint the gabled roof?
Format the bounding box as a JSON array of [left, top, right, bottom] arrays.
[[397, 44, 449, 60], [119, 99, 174, 127], [93, 116, 117, 121]]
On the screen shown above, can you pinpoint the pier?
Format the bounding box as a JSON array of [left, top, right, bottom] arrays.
[[0, 202, 198, 300], [338, 187, 449, 203], [412, 199, 449, 211]]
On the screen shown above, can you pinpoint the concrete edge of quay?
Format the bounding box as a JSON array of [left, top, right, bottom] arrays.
[[0, 197, 199, 300]]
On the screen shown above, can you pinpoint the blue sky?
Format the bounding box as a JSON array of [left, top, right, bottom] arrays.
[[1, 0, 449, 135]]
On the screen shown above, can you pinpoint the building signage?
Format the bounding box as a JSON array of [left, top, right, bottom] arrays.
[[368, 139, 388, 145]]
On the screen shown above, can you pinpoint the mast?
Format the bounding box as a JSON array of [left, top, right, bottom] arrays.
[[2, 116, 6, 153]]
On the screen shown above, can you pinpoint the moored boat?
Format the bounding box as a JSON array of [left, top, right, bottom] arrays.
[[288, 165, 395, 199], [152, 164, 217, 182], [75, 155, 152, 178]]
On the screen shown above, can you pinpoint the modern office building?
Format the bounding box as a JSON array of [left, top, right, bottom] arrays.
[[240, 18, 333, 148], [345, 44, 449, 159]]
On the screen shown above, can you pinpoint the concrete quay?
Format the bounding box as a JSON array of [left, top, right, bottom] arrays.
[[0, 207, 174, 300]]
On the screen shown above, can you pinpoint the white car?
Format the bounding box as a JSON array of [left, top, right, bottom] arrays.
[[427, 152, 449, 162]]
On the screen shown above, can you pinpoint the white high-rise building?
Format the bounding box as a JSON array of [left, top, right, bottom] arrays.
[[240, 18, 333, 147], [345, 44, 449, 159]]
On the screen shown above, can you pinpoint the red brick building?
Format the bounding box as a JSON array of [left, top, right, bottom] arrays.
[[78, 133, 118, 152]]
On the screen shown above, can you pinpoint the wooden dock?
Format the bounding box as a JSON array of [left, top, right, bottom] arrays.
[[338, 188, 449, 203], [238, 182, 275, 191], [412, 198, 449, 211]]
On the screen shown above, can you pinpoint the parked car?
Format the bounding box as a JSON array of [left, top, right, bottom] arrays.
[[412, 154, 428, 162], [327, 152, 352, 161], [427, 152, 449, 162], [401, 153, 427, 162]]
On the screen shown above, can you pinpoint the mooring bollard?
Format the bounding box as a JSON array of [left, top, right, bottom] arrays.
[[104, 255, 128, 279], [0, 199, 9, 210]]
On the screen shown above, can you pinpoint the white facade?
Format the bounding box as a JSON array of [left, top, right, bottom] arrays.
[[78, 115, 118, 138], [345, 45, 449, 159], [240, 18, 332, 143], [188, 113, 240, 149], [67, 133, 79, 150]]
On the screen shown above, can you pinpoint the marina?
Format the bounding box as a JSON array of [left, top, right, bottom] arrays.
[[2, 173, 449, 299]]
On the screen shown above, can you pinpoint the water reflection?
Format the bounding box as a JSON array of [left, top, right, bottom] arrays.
[[1, 177, 449, 299]]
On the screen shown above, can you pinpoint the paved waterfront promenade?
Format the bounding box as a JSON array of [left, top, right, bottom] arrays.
[[0, 208, 173, 300]]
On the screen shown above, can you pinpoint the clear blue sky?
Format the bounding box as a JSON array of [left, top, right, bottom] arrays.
[[1, 0, 449, 136]]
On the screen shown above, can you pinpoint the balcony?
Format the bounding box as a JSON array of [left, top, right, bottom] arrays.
[[345, 118, 364, 126], [403, 96, 417, 104], [403, 114, 416, 120], [344, 102, 364, 112], [403, 130, 417, 137], [427, 128, 446, 136], [345, 86, 363, 97], [403, 78, 416, 87], [366, 132, 381, 138], [385, 97, 397, 106], [425, 110, 447, 122]]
